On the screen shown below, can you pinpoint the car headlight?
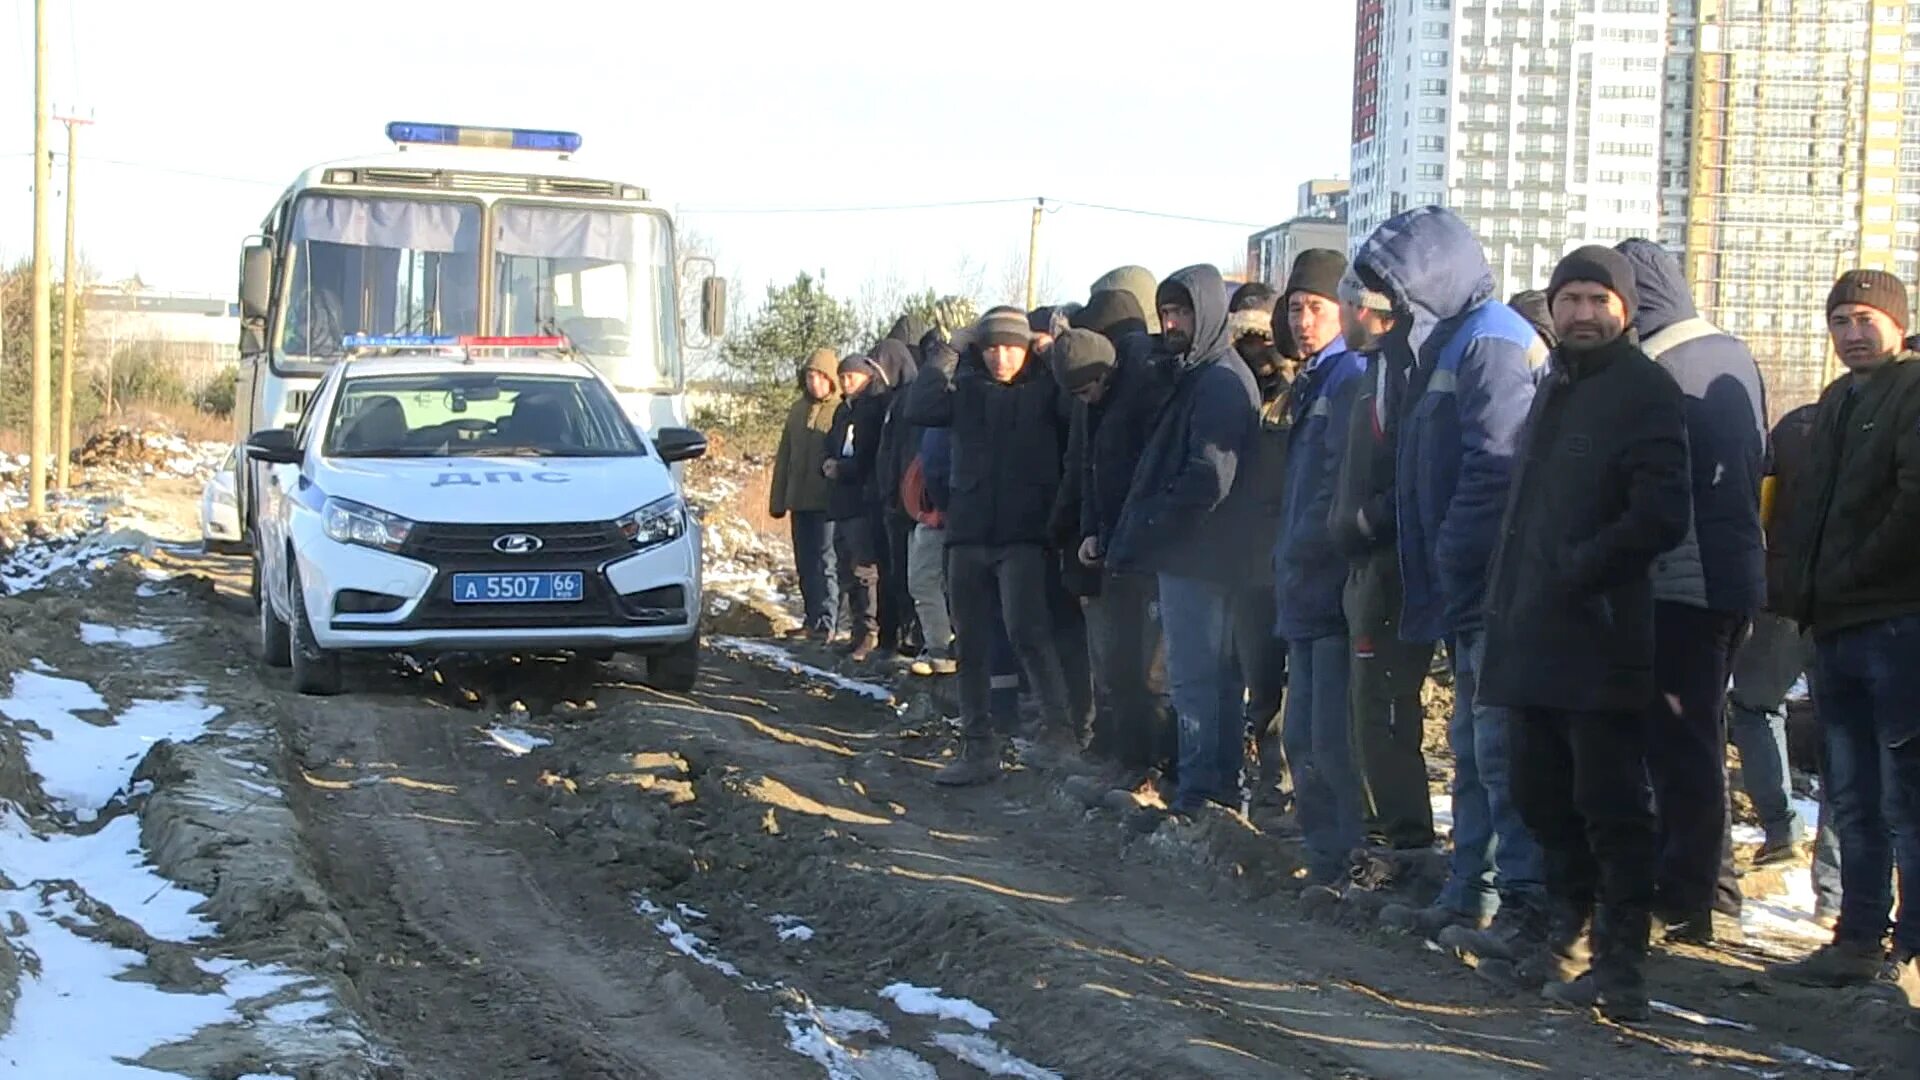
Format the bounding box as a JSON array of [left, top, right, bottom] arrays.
[[322, 497, 414, 552], [617, 495, 686, 550]]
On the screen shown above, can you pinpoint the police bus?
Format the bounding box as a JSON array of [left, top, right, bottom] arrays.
[[231, 121, 724, 560]]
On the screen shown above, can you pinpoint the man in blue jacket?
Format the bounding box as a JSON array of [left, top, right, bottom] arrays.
[[1107, 264, 1261, 816], [1272, 249, 1369, 888], [1349, 208, 1547, 957], [1616, 238, 1768, 946]]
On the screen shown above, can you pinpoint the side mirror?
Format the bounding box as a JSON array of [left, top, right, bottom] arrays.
[[240, 242, 274, 323], [700, 276, 727, 339], [246, 428, 302, 465], [654, 426, 708, 464]]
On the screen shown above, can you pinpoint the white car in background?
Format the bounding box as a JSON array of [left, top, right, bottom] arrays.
[[201, 448, 244, 552], [246, 339, 707, 696]]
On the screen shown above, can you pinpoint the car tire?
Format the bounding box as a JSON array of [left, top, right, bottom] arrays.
[[258, 572, 292, 669], [646, 637, 700, 692], [289, 572, 343, 697]]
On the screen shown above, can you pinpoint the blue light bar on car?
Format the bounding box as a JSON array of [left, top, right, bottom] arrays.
[[384, 122, 583, 153], [343, 334, 461, 348]]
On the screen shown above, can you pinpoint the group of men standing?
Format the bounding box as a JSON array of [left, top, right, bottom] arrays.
[[767, 203, 1920, 1025]]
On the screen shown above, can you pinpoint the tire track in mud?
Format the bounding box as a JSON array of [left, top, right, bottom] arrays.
[[122, 546, 1913, 1080]]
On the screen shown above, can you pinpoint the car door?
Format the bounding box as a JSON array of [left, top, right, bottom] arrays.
[[261, 375, 330, 613]]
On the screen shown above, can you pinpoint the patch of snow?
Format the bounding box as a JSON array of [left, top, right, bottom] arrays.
[[1430, 793, 1452, 836], [482, 726, 551, 756], [772, 913, 816, 942], [1773, 1045, 1854, 1073], [79, 622, 169, 648], [264, 999, 332, 1025], [676, 902, 708, 922], [1741, 866, 1831, 945], [656, 917, 741, 978], [783, 1009, 938, 1080], [715, 636, 894, 703], [1649, 1000, 1756, 1031], [0, 891, 236, 1078], [0, 810, 217, 942], [28, 658, 57, 673], [2, 674, 222, 819], [929, 1032, 1063, 1080], [878, 982, 996, 1031]]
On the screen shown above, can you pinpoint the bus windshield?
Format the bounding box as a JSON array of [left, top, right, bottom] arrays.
[[281, 195, 483, 361], [491, 205, 683, 393]]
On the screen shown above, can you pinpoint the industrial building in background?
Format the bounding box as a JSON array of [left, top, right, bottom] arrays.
[[1247, 179, 1351, 287], [1344, 0, 1920, 418]]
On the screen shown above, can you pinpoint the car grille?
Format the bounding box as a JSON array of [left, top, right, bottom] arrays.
[[402, 520, 630, 562]]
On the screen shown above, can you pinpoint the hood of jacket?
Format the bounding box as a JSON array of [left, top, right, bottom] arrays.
[[870, 338, 918, 391], [1161, 264, 1234, 371], [1353, 206, 1495, 356], [888, 313, 930, 348], [1091, 265, 1162, 335], [1615, 238, 1697, 338], [801, 348, 842, 402]]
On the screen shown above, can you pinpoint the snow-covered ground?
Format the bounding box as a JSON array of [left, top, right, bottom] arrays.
[[0, 640, 364, 1077]]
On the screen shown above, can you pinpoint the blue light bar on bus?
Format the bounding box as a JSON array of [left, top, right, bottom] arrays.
[[384, 122, 583, 153]]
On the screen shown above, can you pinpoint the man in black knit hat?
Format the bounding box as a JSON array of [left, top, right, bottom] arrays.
[[1480, 245, 1692, 1022], [1772, 270, 1920, 1012], [908, 308, 1079, 785]]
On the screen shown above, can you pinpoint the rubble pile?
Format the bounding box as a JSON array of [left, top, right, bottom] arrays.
[[72, 426, 227, 484], [0, 424, 229, 594], [681, 434, 800, 638]]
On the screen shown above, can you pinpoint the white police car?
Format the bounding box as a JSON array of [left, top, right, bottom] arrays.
[[245, 337, 706, 696]]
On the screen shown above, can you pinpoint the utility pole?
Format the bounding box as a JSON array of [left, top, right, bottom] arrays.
[[55, 113, 91, 492], [1024, 197, 1044, 312], [28, 0, 53, 517]]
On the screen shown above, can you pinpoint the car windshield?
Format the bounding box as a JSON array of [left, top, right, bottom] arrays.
[[491, 205, 683, 393], [324, 372, 645, 459], [281, 195, 483, 361]]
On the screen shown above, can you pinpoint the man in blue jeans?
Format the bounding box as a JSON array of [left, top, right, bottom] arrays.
[[1106, 265, 1261, 818], [1344, 208, 1547, 952], [1272, 249, 1368, 889], [1774, 272, 1920, 1011]]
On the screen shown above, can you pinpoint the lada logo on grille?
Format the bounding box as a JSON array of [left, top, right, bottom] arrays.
[[492, 533, 544, 554]]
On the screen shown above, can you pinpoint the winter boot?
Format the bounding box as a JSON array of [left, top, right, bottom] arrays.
[[1515, 899, 1593, 991], [1582, 903, 1651, 1023], [933, 740, 1001, 787], [1769, 940, 1887, 987], [1439, 899, 1550, 963], [844, 634, 880, 662], [1381, 901, 1490, 939]]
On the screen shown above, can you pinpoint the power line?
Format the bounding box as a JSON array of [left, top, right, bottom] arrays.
[[682, 194, 1268, 229], [1052, 200, 1269, 229], [681, 196, 1031, 215]]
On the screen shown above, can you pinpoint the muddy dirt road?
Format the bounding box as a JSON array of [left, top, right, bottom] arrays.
[[6, 526, 1916, 1078]]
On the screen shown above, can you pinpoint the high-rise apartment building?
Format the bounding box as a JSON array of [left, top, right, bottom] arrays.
[[1665, 0, 1920, 413], [1352, 1, 1920, 416], [1349, 0, 1667, 298]]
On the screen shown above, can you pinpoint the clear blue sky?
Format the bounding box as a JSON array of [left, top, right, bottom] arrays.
[[2, 0, 1356, 309]]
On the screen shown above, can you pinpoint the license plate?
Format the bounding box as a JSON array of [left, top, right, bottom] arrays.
[[450, 572, 584, 604]]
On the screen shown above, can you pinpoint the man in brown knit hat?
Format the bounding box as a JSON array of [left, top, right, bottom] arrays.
[[1772, 270, 1920, 1016]]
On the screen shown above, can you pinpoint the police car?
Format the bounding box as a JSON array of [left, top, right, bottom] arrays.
[[245, 336, 706, 696]]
